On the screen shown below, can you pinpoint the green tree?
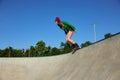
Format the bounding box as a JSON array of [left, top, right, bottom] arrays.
[[0, 47, 24, 57], [8, 46, 13, 57], [81, 41, 92, 48], [3, 47, 10, 57], [51, 47, 61, 55], [12, 49, 23, 57], [0, 49, 4, 57], [44, 46, 52, 56], [29, 46, 38, 57], [24, 49, 30, 57], [8, 47, 24, 57], [35, 41, 46, 56], [60, 42, 72, 54], [104, 33, 112, 39]]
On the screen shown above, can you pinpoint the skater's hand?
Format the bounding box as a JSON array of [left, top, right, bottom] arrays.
[[74, 30, 77, 32]]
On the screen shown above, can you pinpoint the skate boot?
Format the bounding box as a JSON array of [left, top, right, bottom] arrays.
[[74, 43, 80, 50], [72, 43, 80, 54]]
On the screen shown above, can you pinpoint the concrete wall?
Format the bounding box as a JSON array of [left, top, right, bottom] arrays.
[[0, 33, 120, 80]]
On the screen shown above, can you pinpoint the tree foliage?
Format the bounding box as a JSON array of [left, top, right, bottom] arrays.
[[81, 41, 92, 48], [0, 33, 114, 57], [60, 42, 72, 53], [104, 33, 112, 39]]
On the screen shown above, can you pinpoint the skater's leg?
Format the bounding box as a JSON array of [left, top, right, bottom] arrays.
[[66, 31, 75, 45], [66, 31, 80, 49]]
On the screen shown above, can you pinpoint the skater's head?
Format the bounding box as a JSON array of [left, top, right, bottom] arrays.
[[55, 17, 61, 23], [55, 17, 64, 29]]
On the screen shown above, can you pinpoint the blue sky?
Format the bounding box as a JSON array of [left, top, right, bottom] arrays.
[[0, 0, 120, 49]]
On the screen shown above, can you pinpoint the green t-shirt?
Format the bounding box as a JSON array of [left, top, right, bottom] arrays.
[[62, 21, 76, 34]]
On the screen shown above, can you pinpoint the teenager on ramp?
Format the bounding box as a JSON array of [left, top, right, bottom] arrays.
[[55, 17, 79, 53]]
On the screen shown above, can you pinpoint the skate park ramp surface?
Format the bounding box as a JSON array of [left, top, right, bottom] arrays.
[[0, 33, 120, 80]]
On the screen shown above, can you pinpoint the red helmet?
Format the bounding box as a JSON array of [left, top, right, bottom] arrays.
[[55, 17, 61, 23]]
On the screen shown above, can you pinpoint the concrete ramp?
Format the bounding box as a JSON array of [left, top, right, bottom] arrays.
[[0, 33, 120, 80]]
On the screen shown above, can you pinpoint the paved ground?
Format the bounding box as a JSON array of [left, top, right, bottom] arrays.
[[0, 33, 120, 80]]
